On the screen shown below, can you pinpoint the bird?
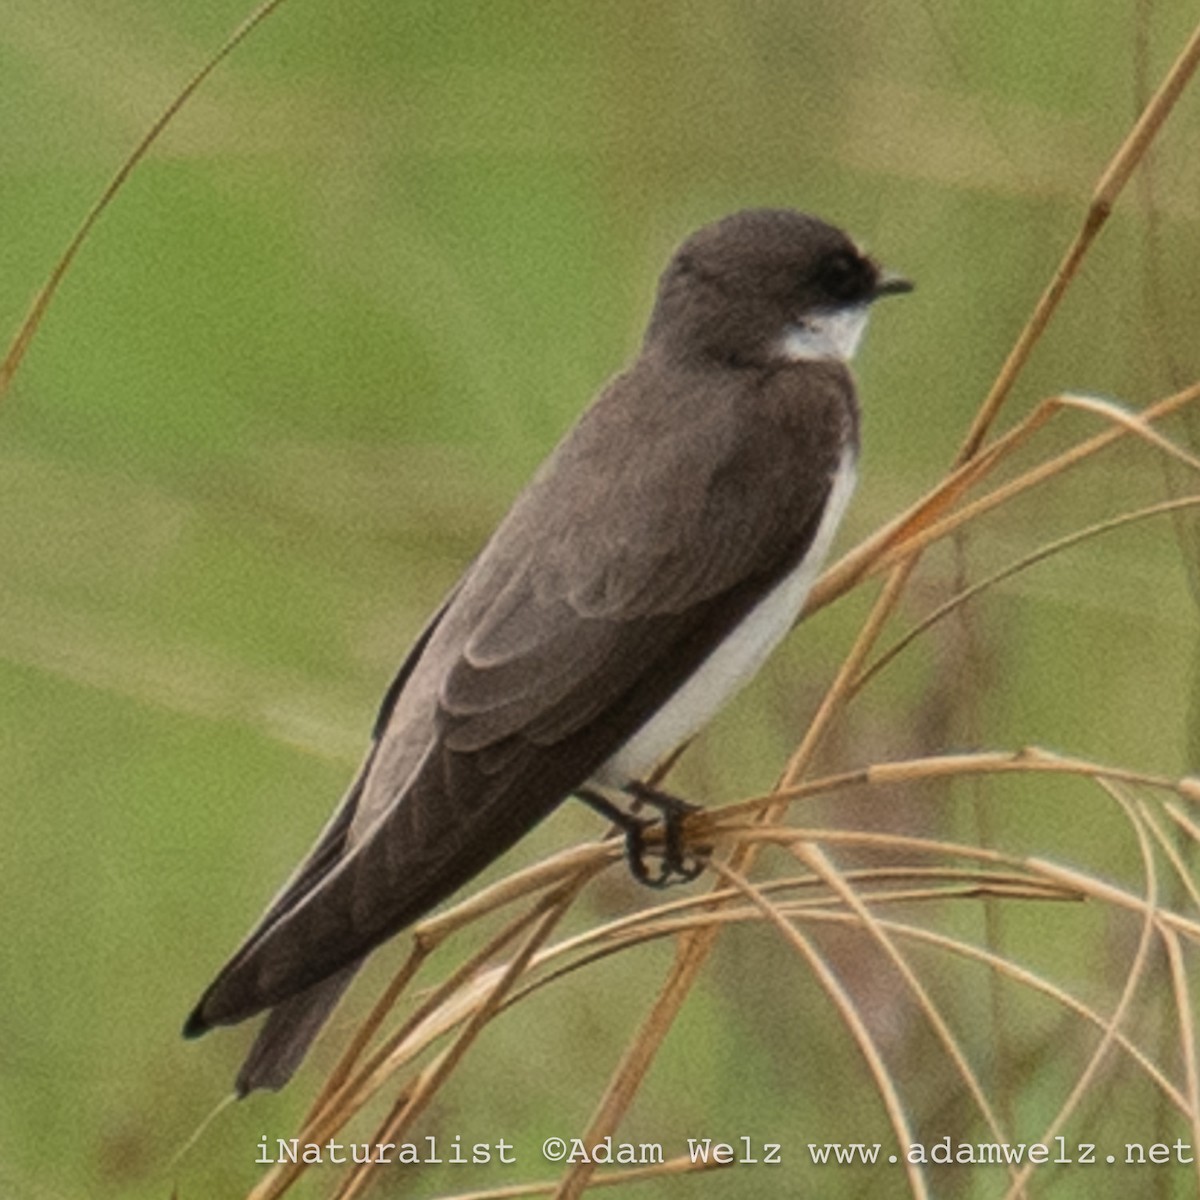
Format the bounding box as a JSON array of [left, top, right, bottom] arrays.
[[184, 207, 912, 1095]]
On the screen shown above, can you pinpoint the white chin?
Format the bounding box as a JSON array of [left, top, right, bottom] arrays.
[[780, 305, 870, 363]]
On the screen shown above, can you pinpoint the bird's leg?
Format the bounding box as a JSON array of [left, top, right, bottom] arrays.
[[576, 784, 708, 887], [625, 782, 708, 884], [575, 788, 657, 884]]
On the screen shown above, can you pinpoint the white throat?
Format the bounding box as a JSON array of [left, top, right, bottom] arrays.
[[781, 305, 870, 363]]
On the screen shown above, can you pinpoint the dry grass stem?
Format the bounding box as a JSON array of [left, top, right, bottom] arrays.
[[336, 878, 588, 1200], [789, 841, 1021, 1186], [713, 747, 1199, 826], [854, 493, 1200, 695], [430, 1152, 729, 1200], [1003, 783, 1161, 1197], [709, 860, 930, 1199], [790, 907, 1189, 1116], [1166, 802, 1200, 846], [495, 868, 1076, 1014], [956, 16, 1200, 461], [415, 843, 620, 946], [301, 942, 430, 1132], [870, 380, 1200, 579], [1161, 928, 1200, 1193], [825, 381, 1200, 617], [248, 874, 600, 1199], [810, 382, 1200, 616], [0, 0, 292, 400], [1139, 804, 1200, 915]]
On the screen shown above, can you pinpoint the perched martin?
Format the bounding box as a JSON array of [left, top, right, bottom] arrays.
[[185, 208, 911, 1094]]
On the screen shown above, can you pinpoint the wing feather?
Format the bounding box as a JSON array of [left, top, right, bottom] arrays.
[[190, 359, 857, 1026]]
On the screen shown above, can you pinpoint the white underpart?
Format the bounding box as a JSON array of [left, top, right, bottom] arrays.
[[781, 304, 870, 363], [593, 451, 858, 788]]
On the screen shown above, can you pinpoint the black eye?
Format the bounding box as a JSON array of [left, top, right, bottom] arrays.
[[818, 250, 870, 301]]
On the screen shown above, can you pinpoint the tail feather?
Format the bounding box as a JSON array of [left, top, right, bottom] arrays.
[[234, 960, 362, 1097]]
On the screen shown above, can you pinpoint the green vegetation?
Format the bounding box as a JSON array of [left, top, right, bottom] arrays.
[[2, 3, 1198, 1197]]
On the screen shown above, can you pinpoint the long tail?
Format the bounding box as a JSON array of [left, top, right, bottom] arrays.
[[234, 959, 362, 1096]]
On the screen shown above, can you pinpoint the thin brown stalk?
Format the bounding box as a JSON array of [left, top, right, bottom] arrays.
[[784, 561, 918, 787], [812, 376, 1200, 633], [1057, 392, 1200, 472], [814, 373, 1200, 623], [416, 843, 618, 945], [1138, 804, 1200, 915], [713, 747, 1193, 827], [805, 409, 1055, 616], [1165, 802, 1200, 846], [790, 841, 1021, 1189], [711, 902, 1187, 1115], [301, 940, 430, 1131], [1003, 783, 1160, 1198], [250, 876, 601, 1200], [333, 880, 588, 1200], [867, 381, 1200, 583], [709, 860, 929, 1199], [956, 16, 1200, 461], [431, 1152, 728, 1200], [0, 0, 292, 400], [1160, 928, 1200, 1193], [1023, 859, 1200, 943], [853, 494, 1200, 696], [498, 870, 1074, 1015], [812, 907, 1186, 1115], [569, 890, 1188, 1119], [249, 874, 1072, 1142], [550, 907, 731, 1199]]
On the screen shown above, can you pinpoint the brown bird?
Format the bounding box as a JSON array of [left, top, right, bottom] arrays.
[[184, 208, 911, 1094]]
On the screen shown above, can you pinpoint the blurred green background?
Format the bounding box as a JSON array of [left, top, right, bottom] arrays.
[[3, 2, 1200, 1197]]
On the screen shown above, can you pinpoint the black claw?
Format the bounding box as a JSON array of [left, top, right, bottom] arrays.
[[623, 817, 661, 886], [577, 784, 709, 888], [626, 782, 709, 882]]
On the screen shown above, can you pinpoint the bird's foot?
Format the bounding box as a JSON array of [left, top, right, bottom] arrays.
[[578, 784, 709, 887]]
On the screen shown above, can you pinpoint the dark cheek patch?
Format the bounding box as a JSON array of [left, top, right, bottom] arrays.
[[817, 251, 875, 304]]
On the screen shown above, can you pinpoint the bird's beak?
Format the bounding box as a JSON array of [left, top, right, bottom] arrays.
[[873, 268, 914, 299]]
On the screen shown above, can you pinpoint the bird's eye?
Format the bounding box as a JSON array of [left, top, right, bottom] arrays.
[[818, 251, 868, 301]]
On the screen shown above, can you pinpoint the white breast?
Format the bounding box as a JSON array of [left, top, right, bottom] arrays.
[[592, 451, 857, 788]]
